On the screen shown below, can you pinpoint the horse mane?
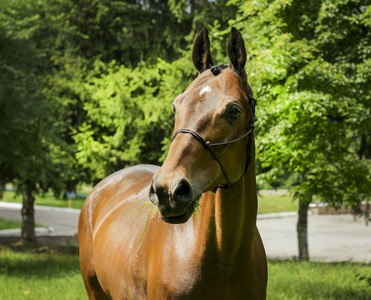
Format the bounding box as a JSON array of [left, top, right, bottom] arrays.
[[210, 64, 228, 76]]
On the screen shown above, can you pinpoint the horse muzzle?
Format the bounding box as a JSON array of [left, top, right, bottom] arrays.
[[149, 176, 196, 224]]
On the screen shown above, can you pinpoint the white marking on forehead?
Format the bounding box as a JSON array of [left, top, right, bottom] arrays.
[[199, 85, 212, 97]]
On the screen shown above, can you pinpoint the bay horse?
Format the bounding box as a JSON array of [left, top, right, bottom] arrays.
[[78, 27, 267, 299]]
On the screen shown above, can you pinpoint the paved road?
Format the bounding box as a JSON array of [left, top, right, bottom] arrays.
[[0, 202, 79, 237], [1, 202, 370, 262], [257, 214, 371, 263]]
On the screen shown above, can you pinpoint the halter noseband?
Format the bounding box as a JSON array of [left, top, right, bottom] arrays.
[[170, 80, 258, 192]]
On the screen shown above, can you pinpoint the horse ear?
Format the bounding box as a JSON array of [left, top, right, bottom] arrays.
[[192, 27, 214, 73], [227, 27, 246, 74]]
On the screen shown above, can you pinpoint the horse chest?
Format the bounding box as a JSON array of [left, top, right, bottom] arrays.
[[94, 219, 204, 299], [145, 223, 203, 293]]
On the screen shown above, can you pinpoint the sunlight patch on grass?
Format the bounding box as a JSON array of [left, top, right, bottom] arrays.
[[267, 260, 371, 299], [258, 193, 297, 214], [2, 191, 85, 209]]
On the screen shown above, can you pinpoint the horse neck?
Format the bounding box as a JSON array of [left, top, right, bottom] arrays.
[[197, 142, 258, 265]]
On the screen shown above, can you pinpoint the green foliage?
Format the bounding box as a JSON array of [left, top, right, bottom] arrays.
[[0, 0, 240, 187], [51, 0, 186, 65], [0, 0, 75, 195], [72, 57, 195, 181], [232, 0, 371, 209], [2, 0, 369, 224]]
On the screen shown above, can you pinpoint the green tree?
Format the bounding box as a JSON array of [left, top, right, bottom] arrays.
[[0, 0, 75, 242], [0, 0, 245, 241], [72, 57, 195, 182], [231, 0, 371, 260], [66, 0, 237, 182], [52, 0, 185, 66]]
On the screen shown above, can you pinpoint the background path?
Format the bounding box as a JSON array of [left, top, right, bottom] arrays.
[[0, 202, 79, 245], [257, 214, 371, 263]]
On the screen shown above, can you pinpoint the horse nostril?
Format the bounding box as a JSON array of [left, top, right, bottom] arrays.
[[149, 180, 159, 206], [173, 179, 192, 203]]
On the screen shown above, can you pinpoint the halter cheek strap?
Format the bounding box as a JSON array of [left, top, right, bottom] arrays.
[[171, 87, 257, 191], [171, 128, 236, 189]]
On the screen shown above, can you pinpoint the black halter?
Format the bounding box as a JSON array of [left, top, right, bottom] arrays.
[[171, 80, 258, 191]]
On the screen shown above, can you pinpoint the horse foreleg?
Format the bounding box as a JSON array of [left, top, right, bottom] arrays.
[[79, 211, 110, 299], [83, 272, 110, 300]]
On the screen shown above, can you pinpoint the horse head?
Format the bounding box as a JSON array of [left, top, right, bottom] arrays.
[[149, 27, 256, 224]]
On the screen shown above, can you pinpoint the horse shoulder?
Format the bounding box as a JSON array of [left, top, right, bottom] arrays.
[[81, 165, 159, 231], [78, 164, 160, 299]]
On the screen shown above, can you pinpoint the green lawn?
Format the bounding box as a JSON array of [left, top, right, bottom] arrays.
[[0, 218, 24, 230], [0, 244, 86, 300], [268, 260, 371, 299], [2, 191, 85, 209], [258, 193, 297, 214], [0, 218, 43, 230], [0, 244, 369, 300], [2, 190, 299, 214]]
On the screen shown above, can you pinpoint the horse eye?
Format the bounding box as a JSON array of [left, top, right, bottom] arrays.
[[229, 107, 241, 119], [172, 104, 176, 113]]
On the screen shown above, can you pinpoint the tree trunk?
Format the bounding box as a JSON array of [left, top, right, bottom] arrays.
[[21, 185, 36, 243], [297, 199, 309, 260]]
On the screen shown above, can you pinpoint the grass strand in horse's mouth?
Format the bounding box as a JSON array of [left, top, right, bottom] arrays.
[[134, 198, 202, 250], [162, 196, 202, 224], [135, 202, 155, 252]]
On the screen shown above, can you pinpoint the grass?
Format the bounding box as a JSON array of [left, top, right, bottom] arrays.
[[135, 201, 156, 252], [2, 191, 85, 209], [258, 193, 297, 214], [0, 218, 24, 230], [0, 218, 44, 230], [0, 243, 86, 300], [134, 198, 203, 252], [0, 244, 369, 300], [267, 260, 371, 299]]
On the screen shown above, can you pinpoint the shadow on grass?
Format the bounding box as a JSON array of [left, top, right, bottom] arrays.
[[0, 242, 80, 279]]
